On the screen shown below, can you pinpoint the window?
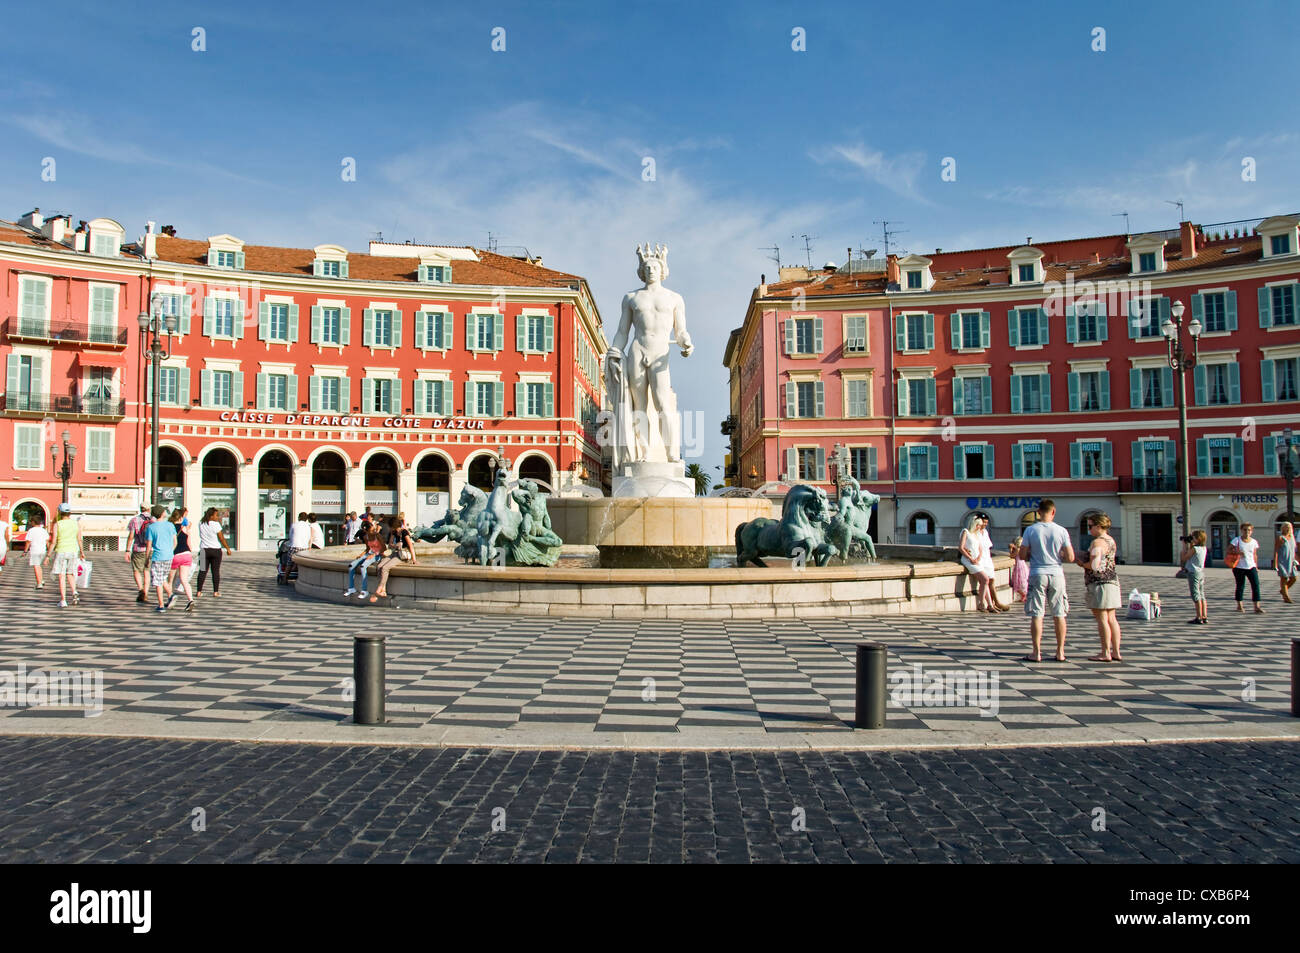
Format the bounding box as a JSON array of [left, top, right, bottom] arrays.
[[1069, 370, 1108, 412], [796, 382, 818, 417], [518, 313, 552, 353], [419, 379, 448, 416], [258, 372, 293, 412], [215, 250, 237, 268], [1009, 307, 1046, 347], [797, 448, 823, 481], [151, 292, 191, 336], [5, 354, 42, 408], [318, 377, 342, 412], [266, 304, 289, 341], [951, 311, 987, 350], [896, 313, 934, 352], [1071, 440, 1111, 478], [466, 380, 503, 417], [17, 277, 49, 336], [207, 370, 236, 408], [1016, 443, 1050, 479], [1129, 298, 1166, 338], [205, 298, 239, 338], [85, 430, 112, 473], [906, 270, 922, 289], [849, 447, 877, 481], [88, 286, 116, 341], [14, 423, 42, 470], [905, 378, 932, 417], [899, 445, 937, 481], [91, 233, 118, 257], [319, 260, 342, 277], [419, 264, 450, 283], [468, 313, 503, 352], [1268, 285, 1297, 327], [1197, 437, 1244, 477], [421, 311, 450, 350], [369, 378, 394, 414], [1018, 264, 1035, 283], [309, 375, 348, 413], [844, 314, 867, 352], [84, 367, 113, 401], [954, 444, 993, 480], [795, 318, 816, 354], [1198, 364, 1236, 405], [1012, 374, 1050, 414], [522, 381, 554, 417], [844, 378, 869, 417], [906, 314, 927, 351], [954, 375, 990, 415], [1199, 292, 1229, 333], [373, 310, 393, 347], [1141, 368, 1167, 407], [1138, 252, 1157, 273], [1272, 234, 1292, 256], [1266, 357, 1300, 402], [317, 307, 342, 345], [1067, 302, 1107, 343], [786, 380, 824, 418], [159, 367, 180, 405]]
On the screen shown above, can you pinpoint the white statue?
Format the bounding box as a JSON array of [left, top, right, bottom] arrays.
[[604, 243, 693, 468]]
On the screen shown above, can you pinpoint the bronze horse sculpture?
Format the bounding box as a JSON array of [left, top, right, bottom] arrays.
[[735, 483, 839, 567], [827, 476, 880, 560]]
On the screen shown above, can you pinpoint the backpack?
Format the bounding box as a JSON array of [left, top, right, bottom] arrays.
[[133, 517, 150, 551]]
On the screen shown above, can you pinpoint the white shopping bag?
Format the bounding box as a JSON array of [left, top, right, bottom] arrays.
[[75, 558, 92, 590], [1126, 588, 1155, 620]]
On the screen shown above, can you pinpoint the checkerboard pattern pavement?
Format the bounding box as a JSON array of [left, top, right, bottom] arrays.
[[0, 554, 1294, 735]]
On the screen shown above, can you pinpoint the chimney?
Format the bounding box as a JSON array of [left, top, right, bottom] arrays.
[[1179, 220, 1197, 259], [40, 215, 67, 243], [886, 254, 900, 285], [759, 273, 768, 297], [19, 208, 42, 229], [143, 220, 157, 259], [161, 224, 176, 237], [73, 222, 88, 252]]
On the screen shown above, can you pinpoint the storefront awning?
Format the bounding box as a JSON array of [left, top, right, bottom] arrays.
[[76, 351, 128, 368]]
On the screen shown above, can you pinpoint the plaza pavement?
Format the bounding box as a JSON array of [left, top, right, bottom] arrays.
[[0, 553, 1296, 751]]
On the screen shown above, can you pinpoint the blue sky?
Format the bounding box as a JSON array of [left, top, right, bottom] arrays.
[[2, 0, 1298, 472]]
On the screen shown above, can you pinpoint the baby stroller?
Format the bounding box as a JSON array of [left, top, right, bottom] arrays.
[[276, 538, 300, 585]]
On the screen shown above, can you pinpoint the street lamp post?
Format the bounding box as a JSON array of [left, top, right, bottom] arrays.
[[138, 304, 177, 506], [1279, 427, 1298, 524], [830, 442, 851, 502], [1161, 299, 1201, 544], [50, 429, 77, 504]]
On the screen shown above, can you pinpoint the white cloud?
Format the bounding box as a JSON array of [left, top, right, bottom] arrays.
[[808, 142, 930, 202]]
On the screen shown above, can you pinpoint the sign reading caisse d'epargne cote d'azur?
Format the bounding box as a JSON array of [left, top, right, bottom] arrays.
[[218, 412, 487, 430]]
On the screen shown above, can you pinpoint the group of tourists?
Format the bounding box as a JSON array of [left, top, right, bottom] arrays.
[[125, 504, 233, 612], [964, 498, 1297, 664], [5, 504, 86, 607], [343, 512, 417, 603]]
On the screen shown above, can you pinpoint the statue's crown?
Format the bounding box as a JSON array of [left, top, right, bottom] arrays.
[[636, 242, 668, 268]]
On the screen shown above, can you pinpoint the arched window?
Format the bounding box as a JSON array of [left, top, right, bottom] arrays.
[[517, 454, 553, 491], [908, 511, 936, 546], [416, 456, 450, 493], [467, 455, 496, 492], [258, 450, 292, 490]]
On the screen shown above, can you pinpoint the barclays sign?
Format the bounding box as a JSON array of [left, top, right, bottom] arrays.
[[965, 496, 1042, 510]]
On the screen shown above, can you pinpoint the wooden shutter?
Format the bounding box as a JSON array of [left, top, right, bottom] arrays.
[[1196, 438, 1209, 476], [979, 311, 990, 348], [391, 308, 403, 347], [202, 296, 216, 337], [545, 314, 554, 352], [288, 304, 299, 343], [177, 368, 190, 406], [180, 295, 193, 335], [1010, 376, 1022, 414], [286, 374, 298, 411], [1043, 443, 1054, 479], [1007, 310, 1019, 347], [544, 382, 554, 418], [983, 444, 993, 479], [230, 372, 243, 406], [516, 314, 526, 352], [928, 446, 938, 480], [362, 309, 374, 347], [1040, 373, 1051, 412], [392, 377, 402, 413], [339, 307, 351, 346], [1264, 436, 1278, 475], [1225, 290, 1237, 331], [311, 306, 322, 344], [1261, 360, 1275, 402], [256, 372, 268, 410], [231, 300, 245, 339], [923, 313, 934, 350], [1258, 287, 1271, 328], [1098, 371, 1110, 410], [310, 375, 322, 413], [814, 381, 824, 418], [415, 311, 426, 349], [897, 448, 909, 481], [1129, 369, 1142, 408], [980, 376, 991, 413], [1070, 442, 1083, 480], [1160, 367, 1173, 408], [868, 446, 878, 481], [1102, 442, 1112, 476], [813, 317, 823, 353], [1065, 305, 1077, 343], [200, 369, 212, 407], [952, 376, 965, 414], [466, 312, 479, 349], [785, 448, 798, 481], [1037, 308, 1048, 345], [1231, 438, 1245, 476], [895, 316, 906, 352], [1068, 372, 1079, 411], [953, 445, 965, 479], [362, 378, 374, 414], [1132, 440, 1144, 476], [493, 382, 504, 417], [1227, 363, 1240, 404], [1011, 444, 1023, 480], [784, 319, 795, 355], [950, 313, 962, 351], [925, 377, 936, 415], [234, 252, 245, 270], [1193, 364, 1207, 405], [493, 313, 504, 351], [258, 302, 270, 340], [515, 382, 527, 416]]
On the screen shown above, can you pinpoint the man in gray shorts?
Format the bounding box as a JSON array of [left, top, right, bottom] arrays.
[[1018, 498, 1075, 662]]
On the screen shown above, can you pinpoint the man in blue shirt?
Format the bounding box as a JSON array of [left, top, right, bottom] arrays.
[[143, 504, 178, 612], [1018, 498, 1075, 662]]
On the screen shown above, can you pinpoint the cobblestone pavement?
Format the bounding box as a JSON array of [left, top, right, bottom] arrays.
[[0, 734, 1294, 863], [0, 555, 1295, 747]]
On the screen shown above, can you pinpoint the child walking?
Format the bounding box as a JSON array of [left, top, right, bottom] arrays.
[[1180, 530, 1208, 624], [1008, 537, 1029, 602]]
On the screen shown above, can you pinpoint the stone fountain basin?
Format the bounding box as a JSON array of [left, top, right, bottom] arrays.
[[292, 548, 1013, 620]]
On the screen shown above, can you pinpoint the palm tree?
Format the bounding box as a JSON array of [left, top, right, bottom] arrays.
[[684, 463, 709, 496]]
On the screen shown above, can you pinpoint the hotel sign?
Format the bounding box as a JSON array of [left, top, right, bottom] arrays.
[[219, 413, 487, 430]]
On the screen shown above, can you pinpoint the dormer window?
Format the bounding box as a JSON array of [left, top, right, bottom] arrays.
[[312, 244, 350, 279], [897, 254, 933, 292], [1258, 215, 1300, 259], [86, 218, 125, 258], [1007, 246, 1045, 285], [906, 271, 922, 289], [206, 234, 246, 270], [418, 261, 451, 284], [1126, 234, 1167, 274]]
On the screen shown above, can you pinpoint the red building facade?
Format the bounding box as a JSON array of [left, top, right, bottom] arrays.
[[1, 209, 606, 551], [726, 215, 1300, 564]]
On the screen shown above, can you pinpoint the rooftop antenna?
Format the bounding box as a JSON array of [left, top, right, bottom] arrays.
[[873, 219, 907, 257], [1112, 211, 1130, 235], [486, 231, 499, 253], [371, 230, 384, 243], [1166, 198, 1186, 222], [759, 244, 782, 272], [791, 234, 817, 269]]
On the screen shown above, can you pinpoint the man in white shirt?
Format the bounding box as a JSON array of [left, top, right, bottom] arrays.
[[289, 512, 312, 551], [307, 513, 325, 549], [1018, 498, 1075, 663], [24, 515, 50, 589]]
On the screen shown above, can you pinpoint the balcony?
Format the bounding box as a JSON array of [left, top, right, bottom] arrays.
[[1118, 474, 1180, 493], [4, 316, 130, 348], [2, 393, 126, 420]]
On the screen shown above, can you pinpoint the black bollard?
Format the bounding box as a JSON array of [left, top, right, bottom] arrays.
[[854, 642, 887, 729], [1293, 639, 1299, 718], [353, 634, 386, 725]]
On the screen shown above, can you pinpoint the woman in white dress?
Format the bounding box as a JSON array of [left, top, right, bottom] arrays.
[[959, 513, 1000, 612]]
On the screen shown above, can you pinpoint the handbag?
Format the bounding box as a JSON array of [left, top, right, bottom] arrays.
[[1225, 545, 1241, 570]]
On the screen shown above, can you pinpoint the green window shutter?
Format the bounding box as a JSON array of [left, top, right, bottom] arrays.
[[1102, 442, 1112, 476], [340, 261, 349, 279], [391, 308, 403, 347], [200, 369, 213, 407], [1196, 438, 1209, 476], [311, 306, 322, 344], [785, 381, 796, 417], [1131, 440, 1144, 475], [515, 382, 527, 416], [1097, 308, 1107, 342], [516, 314, 526, 351], [494, 313, 504, 351], [786, 448, 798, 481], [362, 379, 374, 414], [393, 377, 403, 413], [1158, 297, 1170, 328], [231, 300, 245, 339], [5, 355, 18, 396], [814, 381, 825, 417], [179, 295, 192, 335], [1225, 290, 1238, 331], [868, 446, 878, 481], [785, 319, 796, 355], [952, 376, 965, 414], [1067, 372, 1079, 411], [417, 379, 429, 413], [417, 264, 427, 283], [177, 369, 190, 406], [953, 444, 965, 479], [206, 249, 217, 267], [1261, 359, 1275, 402], [256, 372, 268, 410], [288, 304, 300, 342], [312, 260, 323, 278], [464, 382, 474, 416], [1006, 310, 1019, 347], [925, 378, 936, 415], [1099, 371, 1111, 410], [1231, 438, 1245, 476], [813, 317, 823, 353], [1193, 364, 1207, 405], [444, 312, 455, 350], [466, 312, 479, 349], [1010, 376, 1022, 414], [234, 252, 245, 270], [896, 380, 907, 416], [1037, 308, 1049, 345], [923, 313, 934, 350], [979, 311, 990, 348], [1227, 363, 1240, 404], [310, 375, 322, 413], [894, 316, 906, 352], [1065, 305, 1077, 343], [493, 381, 504, 417], [1041, 373, 1052, 412], [339, 307, 351, 345], [340, 375, 351, 412], [981, 376, 991, 413], [1129, 369, 1142, 408], [1011, 444, 1023, 479], [1127, 300, 1140, 339], [287, 374, 298, 411], [202, 296, 215, 337], [441, 380, 453, 416], [362, 309, 374, 347], [544, 314, 554, 352], [1161, 367, 1173, 407], [544, 383, 554, 418], [1043, 443, 1054, 479], [1190, 293, 1203, 329], [928, 446, 938, 481], [897, 448, 909, 481], [1258, 287, 1271, 328], [1264, 436, 1278, 475], [982, 444, 993, 478], [1070, 442, 1081, 478], [415, 310, 427, 348], [230, 371, 243, 406], [950, 313, 961, 350]]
